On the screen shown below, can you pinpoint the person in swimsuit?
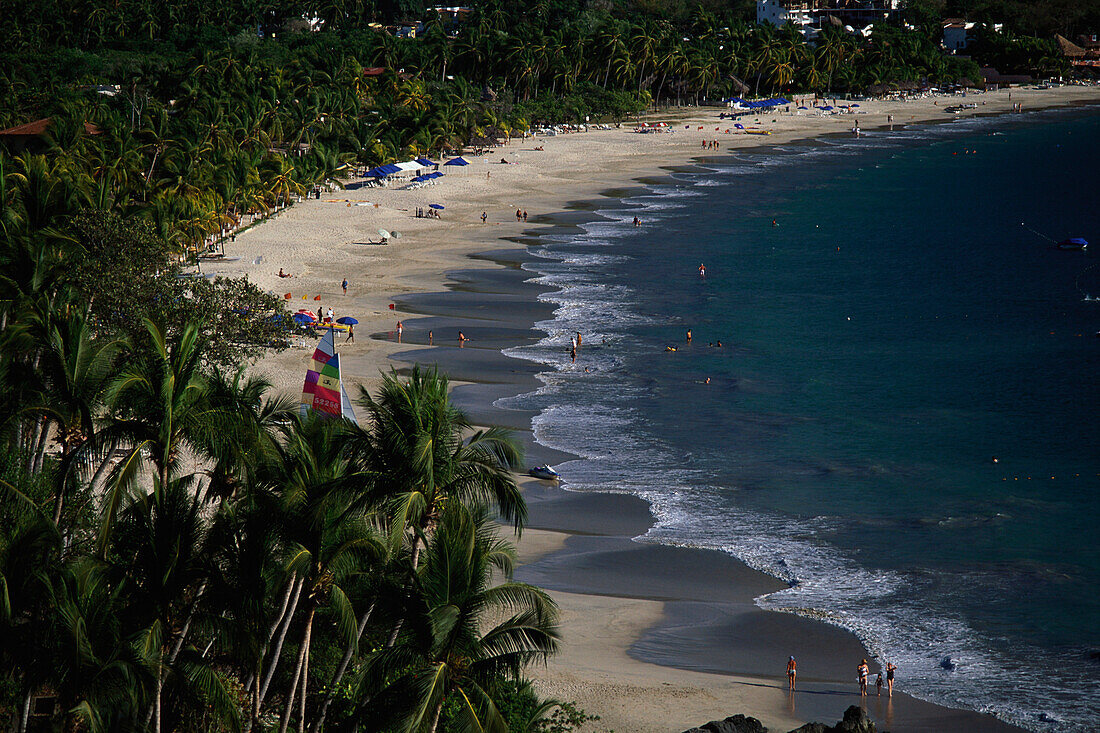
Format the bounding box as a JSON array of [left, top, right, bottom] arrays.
[[786, 656, 797, 692], [876, 672, 883, 696], [858, 659, 869, 696], [428, 330, 433, 344], [698, 263, 706, 277], [885, 662, 896, 697]]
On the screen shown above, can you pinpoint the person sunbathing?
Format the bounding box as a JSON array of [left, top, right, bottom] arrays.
[[278, 268, 292, 278]]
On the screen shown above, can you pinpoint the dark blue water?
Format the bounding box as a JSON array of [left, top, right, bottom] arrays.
[[499, 107, 1100, 731]]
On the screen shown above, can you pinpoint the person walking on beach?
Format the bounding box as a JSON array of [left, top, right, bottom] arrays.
[[516, 210, 522, 221], [342, 277, 348, 295], [858, 659, 870, 696], [346, 324, 354, 342], [885, 662, 896, 697], [396, 321, 403, 341], [481, 211, 487, 223], [428, 330, 433, 345], [522, 210, 528, 222], [787, 656, 797, 692]]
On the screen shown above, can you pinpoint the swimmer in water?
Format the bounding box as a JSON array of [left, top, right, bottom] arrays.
[[666, 346, 677, 352], [686, 329, 692, 343], [698, 264, 706, 277]]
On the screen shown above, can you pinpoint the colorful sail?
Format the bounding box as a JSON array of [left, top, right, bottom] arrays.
[[300, 327, 358, 424]]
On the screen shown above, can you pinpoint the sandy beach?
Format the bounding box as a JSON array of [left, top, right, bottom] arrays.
[[207, 84, 1100, 732]]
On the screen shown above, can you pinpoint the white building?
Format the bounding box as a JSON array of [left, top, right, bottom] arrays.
[[758, 0, 904, 32], [942, 19, 1003, 52], [757, 0, 814, 29]]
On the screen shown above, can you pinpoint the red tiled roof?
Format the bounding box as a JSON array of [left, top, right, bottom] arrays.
[[0, 117, 53, 136], [0, 118, 103, 137]]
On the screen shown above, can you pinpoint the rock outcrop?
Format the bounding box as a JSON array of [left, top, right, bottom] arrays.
[[682, 713, 767, 733], [681, 705, 879, 733]]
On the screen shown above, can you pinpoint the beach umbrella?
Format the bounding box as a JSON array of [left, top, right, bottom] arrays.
[[443, 157, 469, 166], [429, 203, 444, 210], [293, 313, 315, 325], [378, 229, 391, 239], [390, 231, 402, 239], [336, 316, 358, 325]]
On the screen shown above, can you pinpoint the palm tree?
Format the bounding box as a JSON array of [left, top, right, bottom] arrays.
[[98, 320, 218, 552], [351, 366, 524, 575], [354, 505, 559, 733], [266, 415, 382, 733]]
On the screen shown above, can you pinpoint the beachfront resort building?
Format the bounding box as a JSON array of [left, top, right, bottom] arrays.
[[756, 0, 903, 35]]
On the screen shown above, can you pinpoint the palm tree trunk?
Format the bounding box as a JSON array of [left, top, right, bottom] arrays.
[[18, 686, 31, 733], [427, 695, 445, 733], [169, 582, 207, 664], [279, 603, 316, 733], [87, 441, 116, 496], [385, 537, 424, 647], [29, 418, 49, 474], [154, 669, 163, 733], [297, 608, 315, 733], [311, 600, 375, 733], [257, 576, 305, 711]]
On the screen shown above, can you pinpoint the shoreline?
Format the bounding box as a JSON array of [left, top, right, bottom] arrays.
[[212, 86, 1100, 732]]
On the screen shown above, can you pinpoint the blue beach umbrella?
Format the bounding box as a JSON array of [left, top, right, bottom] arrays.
[[443, 157, 469, 166], [293, 312, 315, 325], [336, 316, 359, 325], [429, 203, 445, 210]]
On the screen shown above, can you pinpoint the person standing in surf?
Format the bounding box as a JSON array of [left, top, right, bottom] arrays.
[[786, 656, 797, 692], [885, 662, 896, 697], [858, 659, 870, 696], [698, 263, 706, 277]]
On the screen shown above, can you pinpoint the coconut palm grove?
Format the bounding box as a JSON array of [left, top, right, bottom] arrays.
[[0, 0, 1096, 731]]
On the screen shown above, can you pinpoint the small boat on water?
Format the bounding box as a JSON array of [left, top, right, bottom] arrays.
[[1056, 237, 1088, 251], [529, 466, 560, 481]]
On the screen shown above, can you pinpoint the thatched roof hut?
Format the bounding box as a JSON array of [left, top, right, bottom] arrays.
[[726, 74, 750, 95]]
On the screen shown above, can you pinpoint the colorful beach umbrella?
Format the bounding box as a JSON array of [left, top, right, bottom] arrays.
[[293, 312, 315, 325]]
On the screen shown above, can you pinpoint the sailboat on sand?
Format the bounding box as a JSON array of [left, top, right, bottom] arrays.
[[300, 327, 358, 424]]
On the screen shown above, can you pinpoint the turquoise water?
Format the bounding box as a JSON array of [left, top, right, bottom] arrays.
[[501, 107, 1100, 731]]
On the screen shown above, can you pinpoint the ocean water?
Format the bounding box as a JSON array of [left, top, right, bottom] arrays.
[[497, 106, 1100, 731]]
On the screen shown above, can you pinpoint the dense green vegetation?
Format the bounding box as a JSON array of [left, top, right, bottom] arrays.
[[0, 0, 1075, 258], [0, 342, 574, 731]]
